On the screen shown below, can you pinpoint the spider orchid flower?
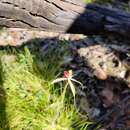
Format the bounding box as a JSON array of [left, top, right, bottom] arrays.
[[52, 70, 83, 99], [52, 70, 82, 86]]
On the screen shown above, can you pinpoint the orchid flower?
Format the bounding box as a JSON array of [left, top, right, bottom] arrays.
[[52, 70, 83, 99]]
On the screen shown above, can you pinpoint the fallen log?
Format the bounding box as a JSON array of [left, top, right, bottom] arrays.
[[0, 0, 130, 38]]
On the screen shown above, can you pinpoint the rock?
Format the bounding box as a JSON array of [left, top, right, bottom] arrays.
[[94, 67, 108, 80]]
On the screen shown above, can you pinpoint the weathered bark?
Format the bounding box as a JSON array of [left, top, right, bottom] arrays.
[[0, 0, 130, 38]]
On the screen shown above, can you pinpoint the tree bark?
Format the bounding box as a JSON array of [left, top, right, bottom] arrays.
[[0, 0, 130, 38]]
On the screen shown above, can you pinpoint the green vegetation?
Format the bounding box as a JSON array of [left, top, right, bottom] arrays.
[[0, 41, 92, 130]]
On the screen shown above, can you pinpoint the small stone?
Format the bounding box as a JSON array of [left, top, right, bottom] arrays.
[[94, 67, 108, 80]]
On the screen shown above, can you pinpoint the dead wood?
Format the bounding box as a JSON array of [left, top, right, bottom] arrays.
[[0, 0, 130, 38]]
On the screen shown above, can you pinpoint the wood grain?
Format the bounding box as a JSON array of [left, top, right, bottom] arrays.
[[0, 0, 130, 38]]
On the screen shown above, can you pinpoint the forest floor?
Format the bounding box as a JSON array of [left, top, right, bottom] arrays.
[[0, 1, 130, 130]]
